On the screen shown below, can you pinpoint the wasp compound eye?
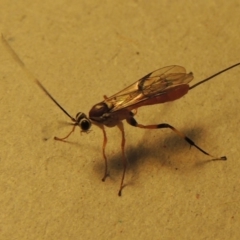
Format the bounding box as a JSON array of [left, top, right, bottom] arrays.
[[80, 118, 91, 131]]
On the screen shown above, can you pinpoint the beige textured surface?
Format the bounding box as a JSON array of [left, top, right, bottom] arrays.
[[0, 1, 240, 239]]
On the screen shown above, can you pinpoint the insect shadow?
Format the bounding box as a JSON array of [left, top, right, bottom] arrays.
[[93, 124, 216, 184]]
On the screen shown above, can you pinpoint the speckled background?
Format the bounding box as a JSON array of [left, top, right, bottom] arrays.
[[0, 1, 240, 239]]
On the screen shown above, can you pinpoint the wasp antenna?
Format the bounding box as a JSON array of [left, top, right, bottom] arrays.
[[1, 34, 76, 122], [190, 62, 240, 90]]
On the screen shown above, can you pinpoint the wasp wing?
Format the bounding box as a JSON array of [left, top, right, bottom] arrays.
[[105, 65, 194, 112]]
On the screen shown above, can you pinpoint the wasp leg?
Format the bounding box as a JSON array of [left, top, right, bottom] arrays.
[[54, 125, 76, 142], [117, 121, 127, 196], [126, 117, 227, 161], [95, 124, 109, 182]]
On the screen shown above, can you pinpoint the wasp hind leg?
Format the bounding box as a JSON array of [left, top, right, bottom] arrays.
[[126, 116, 227, 161]]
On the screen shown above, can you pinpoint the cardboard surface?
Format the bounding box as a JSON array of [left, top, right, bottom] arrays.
[[0, 1, 240, 239]]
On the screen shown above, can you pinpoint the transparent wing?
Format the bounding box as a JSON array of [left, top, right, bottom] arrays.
[[105, 65, 194, 112]]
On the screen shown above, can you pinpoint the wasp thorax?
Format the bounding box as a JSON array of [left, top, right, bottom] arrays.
[[75, 112, 91, 131], [89, 103, 109, 119]]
